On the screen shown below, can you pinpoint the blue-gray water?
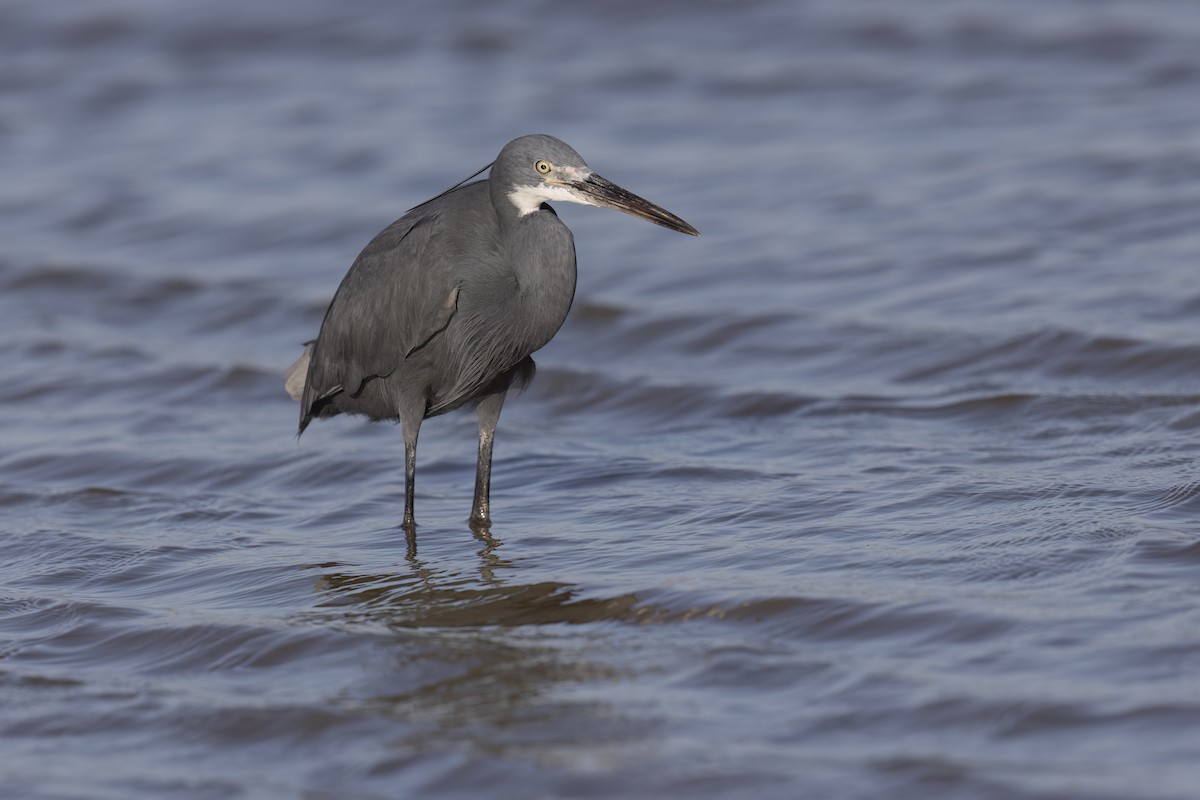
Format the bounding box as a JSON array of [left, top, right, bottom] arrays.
[[3, 1, 1200, 798]]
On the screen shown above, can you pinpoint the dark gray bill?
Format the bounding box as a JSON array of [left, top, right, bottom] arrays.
[[573, 173, 700, 236]]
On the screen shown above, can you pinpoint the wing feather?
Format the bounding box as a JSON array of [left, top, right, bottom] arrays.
[[298, 206, 462, 430]]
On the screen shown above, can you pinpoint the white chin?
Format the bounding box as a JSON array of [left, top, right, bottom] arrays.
[[507, 184, 596, 216]]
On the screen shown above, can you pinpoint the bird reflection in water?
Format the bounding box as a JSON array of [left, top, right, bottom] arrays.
[[312, 526, 649, 629]]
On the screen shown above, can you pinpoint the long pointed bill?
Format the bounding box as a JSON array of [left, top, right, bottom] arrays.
[[570, 173, 700, 236]]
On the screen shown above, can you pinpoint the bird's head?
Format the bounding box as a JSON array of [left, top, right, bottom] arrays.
[[494, 134, 699, 236]]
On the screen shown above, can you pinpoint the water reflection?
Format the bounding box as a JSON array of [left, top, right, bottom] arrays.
[[468, 521, 505, 585], [304, 526, 666, 769], [312, 526, 651, 629], [358, 632, 653, 757]]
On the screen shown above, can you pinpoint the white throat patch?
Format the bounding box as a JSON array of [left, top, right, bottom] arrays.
[[507, 183, 585, 216], [506, 166, 597, 216]]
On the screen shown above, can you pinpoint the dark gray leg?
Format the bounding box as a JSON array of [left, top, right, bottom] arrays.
[[401, 415, 421, 528], [471, 391, 507, 527]]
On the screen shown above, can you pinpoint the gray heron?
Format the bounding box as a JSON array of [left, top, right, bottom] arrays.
[[286, 134, 698, 528]]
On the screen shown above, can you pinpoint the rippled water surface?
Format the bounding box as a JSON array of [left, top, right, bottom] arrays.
[[3, 1, 1200, 797]]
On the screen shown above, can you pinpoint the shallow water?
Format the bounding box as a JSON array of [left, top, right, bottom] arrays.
[[3, 1, 1200, 797]]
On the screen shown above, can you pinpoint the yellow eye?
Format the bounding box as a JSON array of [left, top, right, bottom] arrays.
[[535, 160, 552, 174]]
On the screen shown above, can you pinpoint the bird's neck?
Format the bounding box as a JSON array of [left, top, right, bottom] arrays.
[[505, 209, 578, 349]]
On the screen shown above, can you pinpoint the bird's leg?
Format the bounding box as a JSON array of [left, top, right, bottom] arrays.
[[471, 391, 507, 528], [401, 416, 421, 529]]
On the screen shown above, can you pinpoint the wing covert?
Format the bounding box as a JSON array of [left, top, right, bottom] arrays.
[[298, 209, 460, 424]]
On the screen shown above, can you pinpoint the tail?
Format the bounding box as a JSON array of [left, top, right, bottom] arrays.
[[287, 341, 345, 436], [284, 342, 314, 402]]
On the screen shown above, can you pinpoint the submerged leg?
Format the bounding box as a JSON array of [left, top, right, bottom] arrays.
[[401, 414, 422, 528], [471, 391, 507, 527]]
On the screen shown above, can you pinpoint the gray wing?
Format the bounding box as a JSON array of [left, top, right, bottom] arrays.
[[297, 208, 460, 432]]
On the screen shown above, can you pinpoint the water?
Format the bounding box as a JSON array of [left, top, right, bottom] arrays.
[[3, 1, 1200, 797]]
